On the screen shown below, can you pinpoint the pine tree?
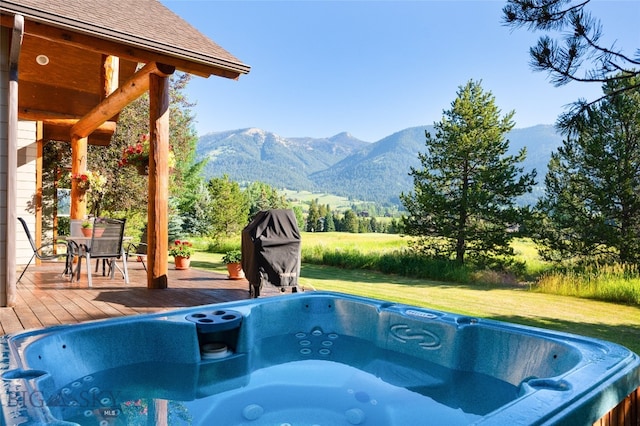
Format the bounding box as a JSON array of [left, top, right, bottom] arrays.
[[401, 80, 536, 264], [503, 0, 640, 116], [245, 182, 289, 221], [533, 74, 640, 263], [324, 210, 336, 232]]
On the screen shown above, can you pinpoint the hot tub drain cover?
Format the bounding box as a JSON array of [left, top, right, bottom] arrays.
[[185, 310, 243, 333]]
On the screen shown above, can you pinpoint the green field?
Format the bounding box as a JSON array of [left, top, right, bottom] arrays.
[[188, 232, 640, 354], [301, 231, 407, 252]]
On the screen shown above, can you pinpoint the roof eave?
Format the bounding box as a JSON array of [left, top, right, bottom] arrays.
[[0, 4, 251, 78]]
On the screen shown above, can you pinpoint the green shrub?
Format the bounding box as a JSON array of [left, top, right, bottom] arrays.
[[301, 246, 479, 285]]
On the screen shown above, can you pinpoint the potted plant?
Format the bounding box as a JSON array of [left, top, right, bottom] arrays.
[[82, 218, 106, 237], [93, 217, 109, 237], [81, 220, 93, 237], [222, 249, 244, 280], [169, 240, 194, 270]]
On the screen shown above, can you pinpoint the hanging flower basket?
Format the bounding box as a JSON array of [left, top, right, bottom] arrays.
[[71, 173, 90, 192], [136, 162, 149, 176], [71, 170, 106, 192], [119, 133, 175, 174]]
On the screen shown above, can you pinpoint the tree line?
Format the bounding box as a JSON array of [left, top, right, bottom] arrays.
[[304, 198, 402, 234]]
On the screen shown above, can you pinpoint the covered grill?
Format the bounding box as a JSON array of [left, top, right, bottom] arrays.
[[241, 209, 301, 297]]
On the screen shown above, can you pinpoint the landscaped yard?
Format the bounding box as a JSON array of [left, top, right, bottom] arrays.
[[189, 246, 640, 355]]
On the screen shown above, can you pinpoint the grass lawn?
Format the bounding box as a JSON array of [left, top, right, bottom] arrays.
[[188, 251, 640, 355]]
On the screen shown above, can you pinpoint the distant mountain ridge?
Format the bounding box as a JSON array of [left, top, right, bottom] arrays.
[[196, 124, 563, 206]]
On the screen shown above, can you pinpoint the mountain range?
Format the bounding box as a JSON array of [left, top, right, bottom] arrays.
[[196, 124, 564, 206]]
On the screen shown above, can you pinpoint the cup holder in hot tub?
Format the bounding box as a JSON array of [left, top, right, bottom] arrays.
[[186, 310, 243, 334], [187, 310, 244, 362]]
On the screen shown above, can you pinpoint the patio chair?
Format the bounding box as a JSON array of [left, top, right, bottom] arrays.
[[17, 217, 71, 283], [75, 218, 129, 287]]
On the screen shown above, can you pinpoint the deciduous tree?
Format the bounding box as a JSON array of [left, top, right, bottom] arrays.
[[88, 73, 198, 218], [206, 175, 249, 241], [306, 199, 321, 232], [401, 80, 536, 264]]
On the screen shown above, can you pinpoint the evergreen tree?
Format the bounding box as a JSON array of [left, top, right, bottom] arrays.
[[370, 217, 378, 233], [292, 206, 305, 231], [245, 181, 289, 220], [533, 74, 640, 263], [175, 160, 210, 235], [401, 80, 536, 264], [333, 212, 344, 232], [388, 218, 401, 234], [324, 210, 336, 232], [358, 218, 372, 233]]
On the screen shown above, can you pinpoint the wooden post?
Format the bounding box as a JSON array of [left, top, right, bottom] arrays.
[[147, 69, 172, 289], [102, 55, 119, 97], [69, 135, 87, 220], [35, 122, 44, 264]]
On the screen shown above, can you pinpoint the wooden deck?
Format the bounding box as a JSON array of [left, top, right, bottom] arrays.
[[1, 259, 282, 335]]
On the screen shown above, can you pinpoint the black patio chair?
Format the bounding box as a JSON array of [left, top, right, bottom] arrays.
[[17, 217, 71, 283], [126, 241, 148, 271]]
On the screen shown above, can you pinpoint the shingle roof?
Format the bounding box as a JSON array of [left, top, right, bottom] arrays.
[[1, 0, 250, 76]]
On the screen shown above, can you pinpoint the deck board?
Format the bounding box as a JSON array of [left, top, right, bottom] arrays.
[[2, 260, 283, 335]]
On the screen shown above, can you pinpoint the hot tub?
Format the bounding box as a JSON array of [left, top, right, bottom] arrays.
[[1, 292, 638, 425]]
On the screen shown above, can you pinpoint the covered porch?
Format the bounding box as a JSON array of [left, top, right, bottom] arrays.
[[1, 0, 251, 307]]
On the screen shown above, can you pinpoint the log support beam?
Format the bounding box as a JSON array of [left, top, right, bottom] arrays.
[[69, 135, 88, 219], [147, 70, 172, 289], [71, 62, 174, 139]]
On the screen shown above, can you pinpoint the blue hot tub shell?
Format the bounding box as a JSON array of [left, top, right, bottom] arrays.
[[0, 291, 638, 425]]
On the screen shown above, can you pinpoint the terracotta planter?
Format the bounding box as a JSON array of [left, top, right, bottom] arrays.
[[81, 228, 92, 237], [226, 262, 245, 280], [174, 256, 191, 270], [93, 228, 105, 238]]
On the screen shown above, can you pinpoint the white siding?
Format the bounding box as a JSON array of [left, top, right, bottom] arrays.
[[16, 121, 37, 264]]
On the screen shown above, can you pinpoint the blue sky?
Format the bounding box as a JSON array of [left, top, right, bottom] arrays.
[[163, 1, 639, 142]]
